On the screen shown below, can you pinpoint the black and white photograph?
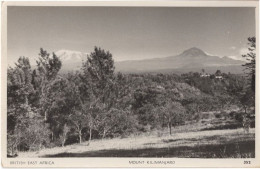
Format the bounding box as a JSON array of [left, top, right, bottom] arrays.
[[1, 1, 259, 167]]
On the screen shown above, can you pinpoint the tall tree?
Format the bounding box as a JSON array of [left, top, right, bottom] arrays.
[[242, 37, 256, 92], [83, 46, 115, 101], [36, 48, 62, 121], [80, 47, 116, 143], [7, 57, 34, 155]]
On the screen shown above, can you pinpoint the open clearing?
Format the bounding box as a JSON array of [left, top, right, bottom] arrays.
[[19, 127, 255, 158]]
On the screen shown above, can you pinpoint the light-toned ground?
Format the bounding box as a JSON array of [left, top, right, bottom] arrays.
[[19, 127, 255, 158]]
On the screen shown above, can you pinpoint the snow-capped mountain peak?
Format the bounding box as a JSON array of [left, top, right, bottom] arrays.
[[55, 49, 88, 61], [55, 49, 89, 72]]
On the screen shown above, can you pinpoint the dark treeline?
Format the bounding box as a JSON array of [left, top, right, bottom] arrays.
[[7, 38, 255, 156]]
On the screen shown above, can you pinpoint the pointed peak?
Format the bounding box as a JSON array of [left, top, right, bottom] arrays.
[[188, 47, 203, 51], [181, 47, 207, 56]]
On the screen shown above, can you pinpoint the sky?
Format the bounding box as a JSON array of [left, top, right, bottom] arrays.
[[7, 7, 256, 66]]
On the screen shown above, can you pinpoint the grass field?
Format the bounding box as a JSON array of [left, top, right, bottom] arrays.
[[18, 125, 255, 158]]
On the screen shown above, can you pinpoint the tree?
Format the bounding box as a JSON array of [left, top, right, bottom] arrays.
[[43, 72, 94, 145], [96, 108, 130, 138], [74, 74, 103, 144], [242, 37, 256, 92], [239, 89, 254, 133], [36, 48, 62, 121], [225, 74, 247, 105], [97, 73, 137, 138], [157, 101, 186, 135], [68, 110, 89, 144], [7, 57, 37, 155], [36, 48, 62, 81], [240, 89, 254, 115], [8, 57, 34, 107], [215, 70, 222, 76], [83, 46, 115, 99], [239, 37, 256, 132], [80, 47, 116, 143], [19, 116, 50, 151], [216, 94, 232, 110], [43, 76, 77, 143], [59, 123, 70, 147]]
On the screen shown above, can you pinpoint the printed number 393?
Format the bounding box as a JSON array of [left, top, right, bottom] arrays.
[[244, 161, 251, 164]]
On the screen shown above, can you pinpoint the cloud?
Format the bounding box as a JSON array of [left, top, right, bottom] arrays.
[[229, 46, 236, 50], [227, 55, 246, 61], [204, 52, 214, 56]]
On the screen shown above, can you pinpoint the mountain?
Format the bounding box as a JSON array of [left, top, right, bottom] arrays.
[[55, 47, 245, 74], [55, 50, 88, 72], [115, 47, 245, 74]]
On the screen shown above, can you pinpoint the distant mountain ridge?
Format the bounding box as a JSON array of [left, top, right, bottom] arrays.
[[55, 47, 245, 74], [115, 47, 245, 74]]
